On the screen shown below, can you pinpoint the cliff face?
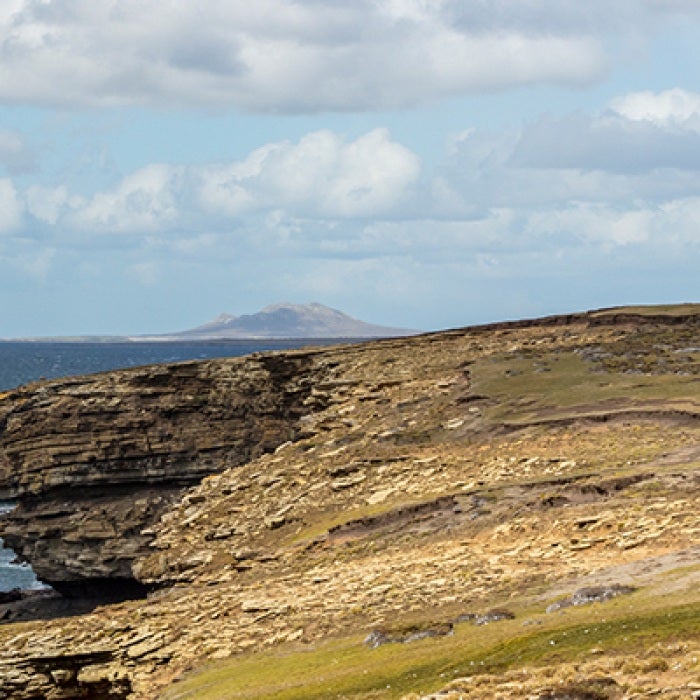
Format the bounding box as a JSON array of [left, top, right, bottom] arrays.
[[0, 307, 698, 700], [0, 351, 323, 597]]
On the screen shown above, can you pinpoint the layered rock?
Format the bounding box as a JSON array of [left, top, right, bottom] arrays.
[[0, 351, 323, 597], [0, 307, 697, 699]]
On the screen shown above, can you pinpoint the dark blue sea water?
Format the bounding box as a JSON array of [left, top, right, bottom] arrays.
[[0, 339, 336, 392], [0, 338, 342, 592]]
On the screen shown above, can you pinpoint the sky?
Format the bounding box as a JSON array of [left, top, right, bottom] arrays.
[[1, 0, 700, 336]]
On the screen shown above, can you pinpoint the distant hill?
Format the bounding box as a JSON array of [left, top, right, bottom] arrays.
[[162, 302, 418, 339]]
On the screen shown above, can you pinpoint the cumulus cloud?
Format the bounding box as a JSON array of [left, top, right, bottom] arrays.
[[69, 164, 185, 233], [524, 205, 654, 247], [54, 129, 419, 236], [197, 129, 420, 219], [511, 112, 700, 173], [26, 185, 69, 225], [0, 0, 610, 110], [8, 97, 700, 281], [609, 88, 700, 130]]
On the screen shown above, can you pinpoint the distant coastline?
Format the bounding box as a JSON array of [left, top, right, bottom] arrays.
[[0, 336, 373, 344], [1, 302, 419, 343]]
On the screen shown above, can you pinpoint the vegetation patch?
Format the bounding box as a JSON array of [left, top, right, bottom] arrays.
[[591, 304, 700, 317], [161, 599, 700, 700], [471, 350, 700, 425]]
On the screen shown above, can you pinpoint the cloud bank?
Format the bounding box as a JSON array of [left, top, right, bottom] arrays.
[[24, 129, 421, 235], [0, 0, 620, 110], [8, 90, 700, 260]]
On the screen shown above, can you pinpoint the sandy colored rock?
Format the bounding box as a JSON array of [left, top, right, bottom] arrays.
[[0, 306, 698, 699]]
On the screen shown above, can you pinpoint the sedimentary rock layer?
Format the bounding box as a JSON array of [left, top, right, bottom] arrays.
[[0, 306, 698, 699], [2, 308, 699, 598], [0, 351, 323, 596]]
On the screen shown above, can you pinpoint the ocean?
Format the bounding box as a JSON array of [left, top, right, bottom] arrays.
[[0, 502, 41, 591], [0, 338, 341, 592], [0, 339, 335, 393]]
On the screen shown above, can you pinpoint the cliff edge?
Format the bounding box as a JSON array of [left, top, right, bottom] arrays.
[[0, 351, 325, 597], [0, 305, 698, 700]]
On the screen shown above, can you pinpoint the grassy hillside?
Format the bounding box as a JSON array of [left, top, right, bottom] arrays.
[[1, 305, 698, 700], [153, 306, 699, 700]]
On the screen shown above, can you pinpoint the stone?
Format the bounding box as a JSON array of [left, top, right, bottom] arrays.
[[0, 307, 698, 700], [366, 488, 395, 505], [126, 634, 166, 659], [264, 515, 287, 529], [474, 609, 515, 626], [233, 548, 258, 561], [364, 630, 391, 648], [205, 524, 239, 541], [49, 668, 76, 685], [0, 352, 324, 596], [330, 474, 366, 490], [364, 623, 454, 648]]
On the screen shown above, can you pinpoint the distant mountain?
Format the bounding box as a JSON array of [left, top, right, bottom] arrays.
[[164, 303, 418, 339]]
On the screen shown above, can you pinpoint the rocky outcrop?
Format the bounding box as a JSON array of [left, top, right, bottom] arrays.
[[0, 307, 698, 699], [0, 351, 323, 597], [1, 308, 698, 599]]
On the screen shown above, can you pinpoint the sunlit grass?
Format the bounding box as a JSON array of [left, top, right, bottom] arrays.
[[591, 304, 700, 317], [161, 589, 700, 700], [471, 351, 699, 425]]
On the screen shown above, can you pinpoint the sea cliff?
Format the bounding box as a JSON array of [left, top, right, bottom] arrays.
[[0, 307, 698, 699], [0, 352, 322, 597]]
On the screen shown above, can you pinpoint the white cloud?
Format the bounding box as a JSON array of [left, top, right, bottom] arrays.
[[25, 129, 418, 238], [198, 129, 420, 219], [609, 88, 700, 130], [510, 95, 700, 173], [0, 0, 610, 111], [26, 185, 69, 225], [657, 196, 700, 243], [525, 205, 653, 247], [70, 164, 184, 233], [6, 97, 700, 283]]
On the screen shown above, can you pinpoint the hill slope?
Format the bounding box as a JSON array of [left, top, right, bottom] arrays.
[[0, 304, 698, 700], [169, 302, 418, 339]]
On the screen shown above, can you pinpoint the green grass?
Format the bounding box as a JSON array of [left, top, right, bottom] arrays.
[[284, 499, 414, 547], [284, 486, 466, 548], [161, 592, 700, 700], [471, 351, 699, 425], [591, 303, 700, 317]]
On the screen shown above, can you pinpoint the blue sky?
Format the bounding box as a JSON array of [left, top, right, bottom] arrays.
[[0, 1, 699, 336]]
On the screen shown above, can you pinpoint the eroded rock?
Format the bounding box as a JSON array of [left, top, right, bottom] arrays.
[[0, 353, 322, 597], [546, 585, 635, 613]]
